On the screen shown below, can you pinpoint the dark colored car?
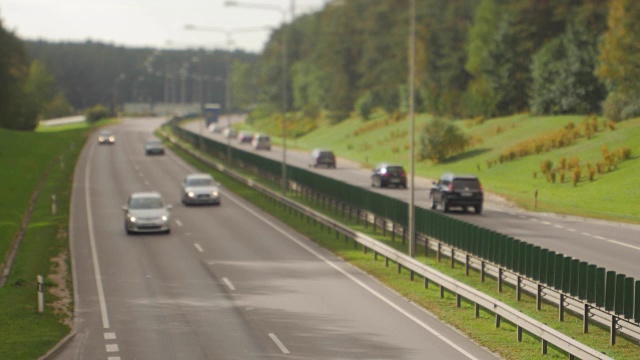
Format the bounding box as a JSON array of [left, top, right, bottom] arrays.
[[309, 149, 336, 168], [144, 139, 165, 155], [371, 164, 407, 188], [429, 173, 484, 214], [237, 131, 253, 144]]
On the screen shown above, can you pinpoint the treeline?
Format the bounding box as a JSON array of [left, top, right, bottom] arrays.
[[0, 15, 258, 130], [248, 0, 639, 122]]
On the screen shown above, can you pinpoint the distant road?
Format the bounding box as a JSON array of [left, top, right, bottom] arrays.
[[54, 117, 497, 360], [39, 115, 85, 127], [184, 117, 640, 280]]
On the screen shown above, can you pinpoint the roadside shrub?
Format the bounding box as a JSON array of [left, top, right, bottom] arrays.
[[418, 117, 470, 163], [355, 91, 374, 120], [540, 160, 553, 175], [84, 104, 109, 124], [617, 147, 631, 160], [571, 166, 582, 187]]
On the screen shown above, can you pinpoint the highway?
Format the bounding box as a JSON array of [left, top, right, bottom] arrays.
[[183, 119, 640, 280], [54, 117, 498, 360]]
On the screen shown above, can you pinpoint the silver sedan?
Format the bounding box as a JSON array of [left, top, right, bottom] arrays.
[[181, 173, 221, 205], [122, 192, 172, 234]]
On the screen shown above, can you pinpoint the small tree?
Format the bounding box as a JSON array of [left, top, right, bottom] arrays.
[[418, 118, 469, 163], [84, 104, 110, 124]]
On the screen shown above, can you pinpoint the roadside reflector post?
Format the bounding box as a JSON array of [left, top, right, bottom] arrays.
[[37, 275, 44, 313]]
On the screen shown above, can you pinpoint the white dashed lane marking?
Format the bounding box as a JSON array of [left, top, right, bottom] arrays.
[[194, 243, 204, 253], [519, 214, 640, 252], [106, 344, 119, 352], [269, 333, 290, 354], [104, 332, 116, 340], [222, 277, 236, 291]]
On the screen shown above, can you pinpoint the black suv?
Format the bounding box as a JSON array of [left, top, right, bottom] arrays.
[[309, 149, 336, 168], [429, 173, 483, 214], [371, 164, 407, 188]]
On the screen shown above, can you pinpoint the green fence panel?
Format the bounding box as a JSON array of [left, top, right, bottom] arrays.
[[596, 268, 606, 308], [532, 246, 541, 281], [569, 259, 579, 297], [615, 274, 626, 315], [518, 241, 527, 275], [539, 248, 548, 284], [578, 262, 588, 300], [605, 271, 617, 312], [624, 277, 634, 319], [586, 265, 597, 304], [635, 281, 640, 323], [546, 251, 556, 288], [554, 253, 564, 290], [562, 256, 572, 294]]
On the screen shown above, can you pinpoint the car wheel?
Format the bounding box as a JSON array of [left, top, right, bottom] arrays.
[[443, 198, 450, 213], [474, 205, 483, 214], [371, 178, 376, 187], [430, 195, 437, 210]]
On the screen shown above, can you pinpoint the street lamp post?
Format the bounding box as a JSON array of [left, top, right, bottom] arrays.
[[225, 0, 292, 195], [408, 0, 416, 257]]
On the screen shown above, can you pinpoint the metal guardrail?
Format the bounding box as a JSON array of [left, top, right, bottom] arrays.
[[162, 129, 614, 360]]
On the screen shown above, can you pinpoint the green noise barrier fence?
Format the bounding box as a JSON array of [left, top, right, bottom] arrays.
[[169, 119, 640, 344]]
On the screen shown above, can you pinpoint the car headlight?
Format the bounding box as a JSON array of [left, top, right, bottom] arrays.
[[211, 191, 219, 197], [128, 216, 136, 222], [161, 215, 168, 222], [188, 191, 195, 197]]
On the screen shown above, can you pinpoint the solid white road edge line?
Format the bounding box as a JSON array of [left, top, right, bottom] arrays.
[[194, 243, 204, 253], [85, 144, 111, 329], [223, 191, 481, 360]]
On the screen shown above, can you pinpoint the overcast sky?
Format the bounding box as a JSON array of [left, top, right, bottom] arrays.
[[0, 0, 328, 53]]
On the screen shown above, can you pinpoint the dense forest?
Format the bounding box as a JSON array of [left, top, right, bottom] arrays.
[[1, 0, 639, 131]]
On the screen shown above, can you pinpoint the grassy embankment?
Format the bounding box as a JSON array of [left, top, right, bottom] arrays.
[[247, 112, 640, 223], [166, 128, 639, 360], [0, 121, 95, 359]]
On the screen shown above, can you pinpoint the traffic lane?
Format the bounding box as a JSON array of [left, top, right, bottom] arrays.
[[173, 183, 499, 360], [59, 119, 268, 360], [186, 121, 640, 279]]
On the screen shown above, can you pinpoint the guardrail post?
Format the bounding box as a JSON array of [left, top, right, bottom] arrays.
[[456, 294, 461, 308], [481, 261, 485, 283], [517, 276, 522, 301], [474, 303, 480, 318], [424, 236, 429, 257], [392, 222, 396, 242], [498, 268, 503, 293], [495, 314, 501, 328], [382, 219, 386, 236], [559, 293, 565, 322], [374, 251, 378, 260], [440, 285, 445, 299], [410, 270, 414, 281], [397, 263, 402, 274], [583, 303, 590, 334], [537, 284, 542, 311], [610, 315, 617, 345], [385, 257, 389, 267], [437, 243, 442, 262], [517, 326, 522, 342], [424, 276, 429, 289], [541, 339, 548, 355], [450, 248, 455, 269], [465, 254, 470, 276]]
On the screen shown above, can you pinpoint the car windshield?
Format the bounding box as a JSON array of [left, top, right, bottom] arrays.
[[187, 178, 213, 186], [387, 166, 404, 173], [130, 197, 164, 209]]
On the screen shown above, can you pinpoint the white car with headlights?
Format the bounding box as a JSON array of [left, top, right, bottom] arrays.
[[122, 192, 172, 234], [181, 173, 221, 205]]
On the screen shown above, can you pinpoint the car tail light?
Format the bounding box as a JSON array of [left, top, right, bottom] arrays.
[[401, 171, 406, 177], [447, 183, 453, 192]]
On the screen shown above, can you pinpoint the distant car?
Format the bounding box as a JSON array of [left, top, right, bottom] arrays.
[[252, 134, 271, 150], [237, 131, 253, 144], [309, 149, 336, 168], [122, 192, 172, 234], [144, 139, 165, 155], [223, 128, 238, 139], [429, 173, 484, 214], [181, 173, 221, 205], [98, 131, 115, 144], [208, 123, 224, 133], [371, 164, 407, 188]]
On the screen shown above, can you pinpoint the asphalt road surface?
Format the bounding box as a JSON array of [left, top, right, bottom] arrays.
[[184, 118, 640, 280], [54, 117, 499, 360]]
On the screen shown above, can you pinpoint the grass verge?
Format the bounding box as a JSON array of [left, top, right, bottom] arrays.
[[166, 128, 638, 359], [0, 122, 100, 359]]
